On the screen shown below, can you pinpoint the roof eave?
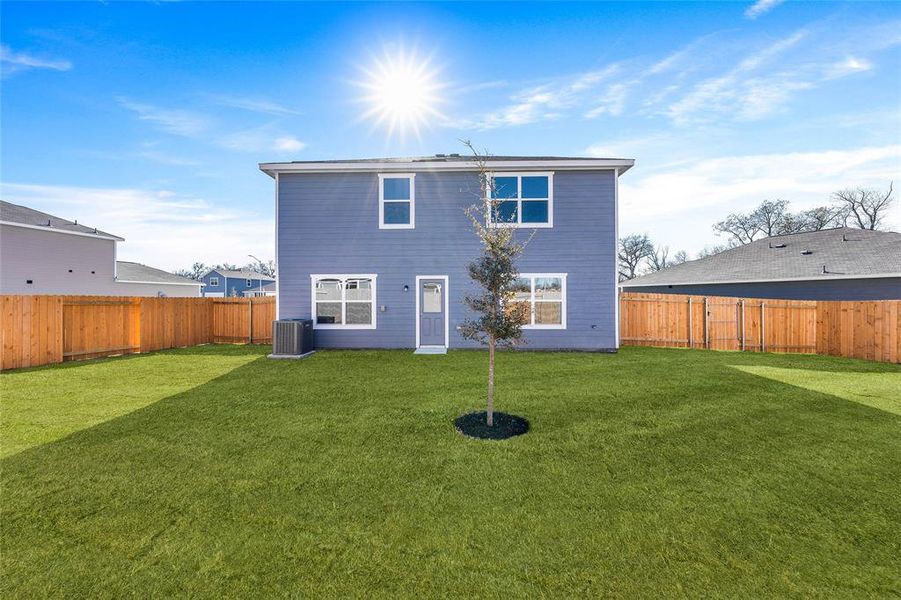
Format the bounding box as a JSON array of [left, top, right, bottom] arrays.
[[0, 220, 125, 241], [621, 272, 901, 287], [259, 158, 635, 178]]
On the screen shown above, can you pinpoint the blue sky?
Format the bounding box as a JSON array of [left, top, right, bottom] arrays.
[[2, 1, 899, 270]]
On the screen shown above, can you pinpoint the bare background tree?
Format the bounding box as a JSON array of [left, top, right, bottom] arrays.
[[175, 259, 276, 281], [618, 234, 654, 281], [458, 141, 531, 428], [833, 182, 894, 230]]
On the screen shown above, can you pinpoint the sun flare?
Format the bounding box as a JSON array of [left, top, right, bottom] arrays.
[[358, 50, 445, 139]]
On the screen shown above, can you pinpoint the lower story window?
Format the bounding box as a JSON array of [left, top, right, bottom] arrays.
[[510, 273, 566, 329], [311, 274, 377, 329]]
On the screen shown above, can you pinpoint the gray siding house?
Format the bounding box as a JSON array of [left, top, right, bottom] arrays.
[[622, 228, 901, 300], [261, 155, 634, 351], [0, 201, 201, 297]]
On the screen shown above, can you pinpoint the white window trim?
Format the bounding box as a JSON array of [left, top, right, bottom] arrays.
[[310, 274, 378, 330], [517, 272, 567, 329], [378, 173, 415, 229], [246, 278, 253, 287], [487, 172, 554, 229], [210, 277, 219, 286], [415, 275, 450, 348]]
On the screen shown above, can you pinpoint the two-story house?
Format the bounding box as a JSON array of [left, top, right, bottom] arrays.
[[1, 201, 202, 297], [260, 155, 633, 351], [201, 268, 275, 297]]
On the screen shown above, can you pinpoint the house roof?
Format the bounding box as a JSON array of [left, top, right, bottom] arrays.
[[0, 200, 124, 241], [205, 268, 275, 281], [116, 261, 201, 286], [622, 228, 901, 288], [260, 154, 634, 177]]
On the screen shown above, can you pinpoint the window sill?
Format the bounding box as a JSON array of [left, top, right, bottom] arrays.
[[378, 224, 415, 230], [522, 324, 566, 330], [313, 324, 377, 330], [490, 222, 553, 229]]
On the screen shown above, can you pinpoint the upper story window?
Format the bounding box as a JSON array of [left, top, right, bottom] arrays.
[[511, 273, 566, 329], [311, 274, 377, 329], [489, 173, 553, 228], [379, 174, 415, 229], [246, 278, 253, 287], [210, 277, 219, 286]]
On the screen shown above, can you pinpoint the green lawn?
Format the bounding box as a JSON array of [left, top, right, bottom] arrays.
[[2, 346, 900, 597]]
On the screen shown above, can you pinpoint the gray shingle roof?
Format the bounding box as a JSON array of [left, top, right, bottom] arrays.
[[116, 261, 201, 286], [266, 154, 624, 164], [0, 200, 124, 240], [623, 228, 901, 287], [205, 268, 275, 281]]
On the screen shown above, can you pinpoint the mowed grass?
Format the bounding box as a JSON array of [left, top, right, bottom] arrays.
[[2, 345, 899, 597]]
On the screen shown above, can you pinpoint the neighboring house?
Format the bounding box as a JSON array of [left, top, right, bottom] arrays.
[[0, 201, 201, 297], [260, 154, 634, 351], [201, 268, 275, 297], [622, 228, 901, 300], [244, 281, 276, 297]]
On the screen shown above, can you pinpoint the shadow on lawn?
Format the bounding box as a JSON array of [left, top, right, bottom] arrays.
[[3, 346, 900, 596]]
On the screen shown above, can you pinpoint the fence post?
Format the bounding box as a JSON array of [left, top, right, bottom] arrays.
[[703, 297, 709, 349], [740, 299, 745, 351], [248, 299, 253, 344], [687, 297, 692, 348], [761, 302, 766, 352]]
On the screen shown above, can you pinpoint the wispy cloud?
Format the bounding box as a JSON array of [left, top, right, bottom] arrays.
[[454, 65, 620, 129], [117, 97, 210, 137], [0, 182, 273, 269], [663, 29, 860, 123], [117, 97, 305, 154], [0, 44, 71, 77], [216, 124, 305, 154], [207, 94, 301, 116], [745, 0, 785, 20]]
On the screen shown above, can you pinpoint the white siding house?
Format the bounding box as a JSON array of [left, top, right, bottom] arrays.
[[0, 201, 201, 297]]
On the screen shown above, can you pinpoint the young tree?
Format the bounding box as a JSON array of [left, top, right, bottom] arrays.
[[832, 182, 895, 230], [618, 234, 653, 280], [458, 142, 531, 427]]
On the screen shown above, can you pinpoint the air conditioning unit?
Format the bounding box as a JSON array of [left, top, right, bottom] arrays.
[[270, 319, 314, 358]]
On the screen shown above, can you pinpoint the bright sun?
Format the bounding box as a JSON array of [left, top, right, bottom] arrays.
[[358, 50, 445, 139]]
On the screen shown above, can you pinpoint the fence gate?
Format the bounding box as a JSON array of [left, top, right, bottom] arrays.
[[704, 298, 742, 351]]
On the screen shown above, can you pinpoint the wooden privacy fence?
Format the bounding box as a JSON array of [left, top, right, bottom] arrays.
[[620, 292, 900, 363], [1, 295, 275, 370]]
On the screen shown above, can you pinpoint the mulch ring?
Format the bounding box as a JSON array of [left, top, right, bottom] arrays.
[[454, 411, 529, 440]]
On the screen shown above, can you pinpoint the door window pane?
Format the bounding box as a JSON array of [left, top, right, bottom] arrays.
[[423, 283, 442, 313]]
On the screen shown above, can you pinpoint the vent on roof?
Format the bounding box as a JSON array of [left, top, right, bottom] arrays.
[[435, 153, 446, 157], [801, 249, 813, 255], [449, 153, 460, 157], [769, 242, 786, 249]]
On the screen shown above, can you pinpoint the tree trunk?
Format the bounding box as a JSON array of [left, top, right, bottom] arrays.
[[487, 334, 495, 427]]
